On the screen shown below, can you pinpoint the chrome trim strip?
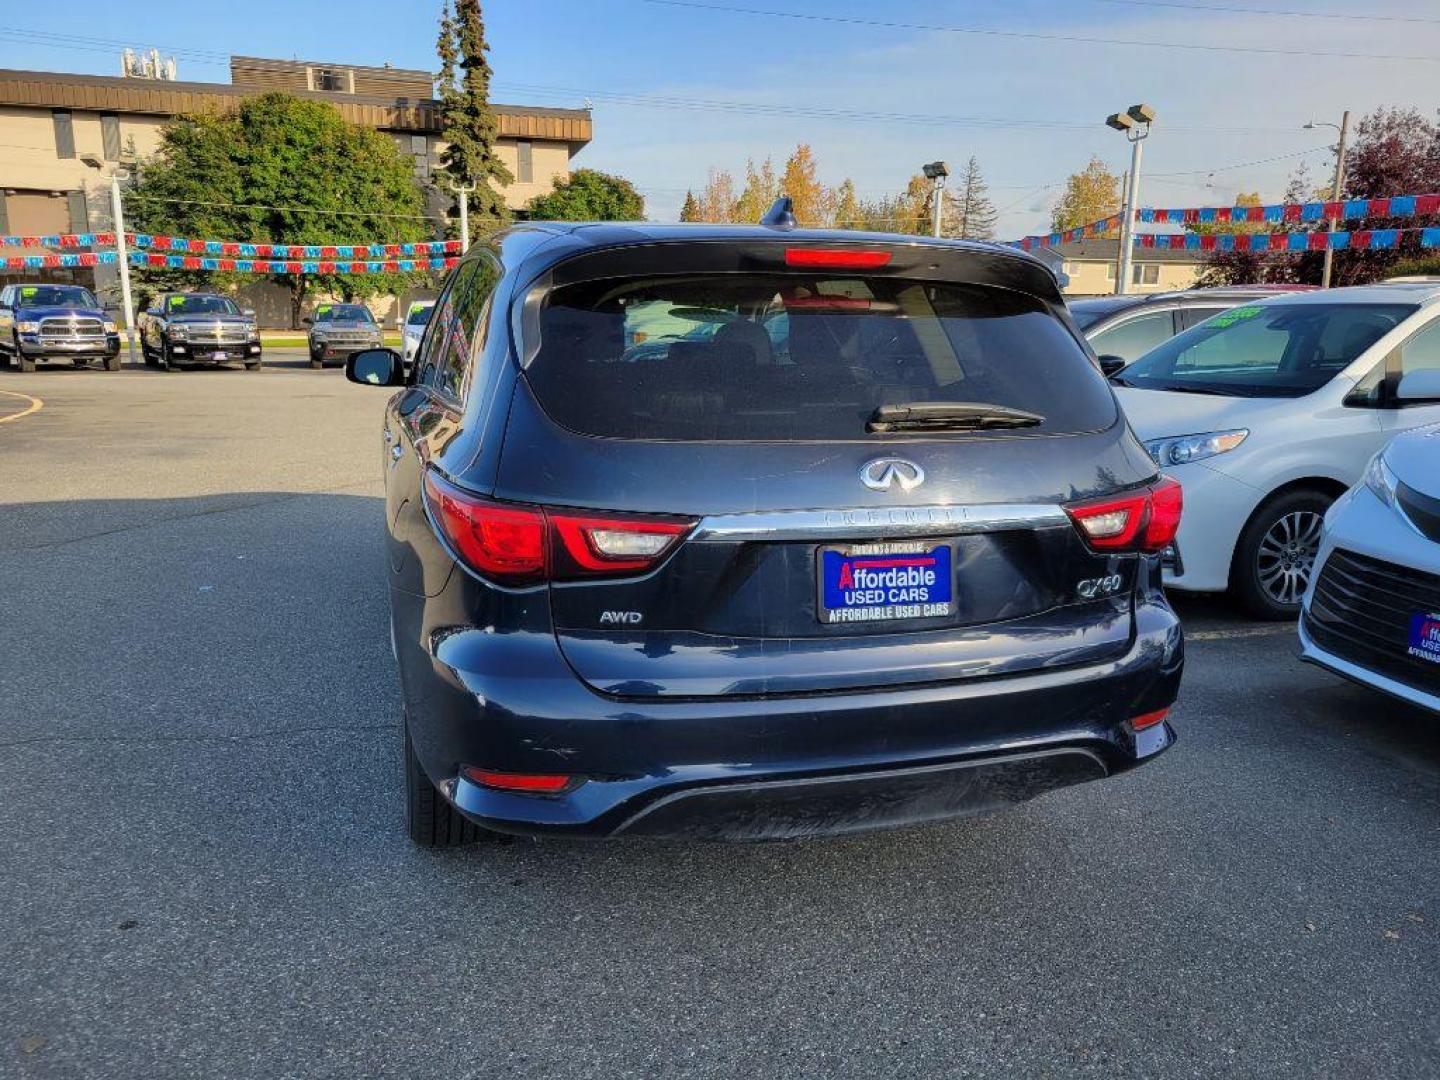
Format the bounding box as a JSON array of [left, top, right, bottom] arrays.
[[692, 503, 1069, 542]]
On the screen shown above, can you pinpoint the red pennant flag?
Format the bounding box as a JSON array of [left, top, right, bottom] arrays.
[[1416, 194, 1440, 215], [222, 243, 240, 256], [1368, 198, 1391, 218], [256, 244, 273, 257], [154, 236, 173, 250], [187, 239, 206, 253], [285, 261, 302, 273], [384, 260, 400, 272], [1307, 232, 1329, 250], [147, 254, 166, 266], [1282, 204, 1302, 222], [219, 258, 236, 271], [318, 261, 336, 274], [349, 261, 366, 273], [1167, 235, 1186, 250], [183, 256, 201, 268], [1200, 235, 1217, 251], [385, 244, 400, 256], [1234, 234, 1253, 252], [321, 246, 338, 259], [1246, 206, 1265, 222], [1267, 234, 1288, 251], [42, 255, 60, 266], [254, 260, 272, 272], [79, 252, 97, 266], [1216, 208, 1232, 224], [1352, 230, 1373, 249], [1323, 202, 1342, 221]]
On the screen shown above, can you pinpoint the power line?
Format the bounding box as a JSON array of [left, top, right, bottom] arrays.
[[1091, 0, 1440, 25], [638, 0, 1440, 63], [493, 80, 1309, 136]]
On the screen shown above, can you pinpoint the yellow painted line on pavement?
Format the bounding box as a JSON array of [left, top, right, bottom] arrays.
[[0, 388, 43, 425], [1187, 624, 1297, 642]]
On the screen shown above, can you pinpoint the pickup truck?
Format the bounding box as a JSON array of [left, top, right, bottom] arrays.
[[138, 292, 263, 371], [0, 283, 122, 371]]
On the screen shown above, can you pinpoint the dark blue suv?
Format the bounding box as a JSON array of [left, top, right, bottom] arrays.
[[346, 220, 1185, 845]]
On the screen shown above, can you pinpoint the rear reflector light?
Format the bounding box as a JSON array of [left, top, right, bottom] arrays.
[[463, 767, 574, 794], [1130, 708, 1169, 731], [424, 470, 695, 585], [784, 248, 893, 269], [1065, 477, 1183, 554]]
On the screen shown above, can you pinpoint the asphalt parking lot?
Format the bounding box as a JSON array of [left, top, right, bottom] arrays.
[[3, 357, 1439, 1079]]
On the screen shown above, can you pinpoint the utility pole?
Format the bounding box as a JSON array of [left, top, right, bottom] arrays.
[[1310, 110, 1350, 289], [1107, 105, 1155, 297], [449, 178, 477, 253], [109, 170, 138, 367]]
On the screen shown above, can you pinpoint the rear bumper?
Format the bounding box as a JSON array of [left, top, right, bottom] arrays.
[[400, 583, 1184, 840]]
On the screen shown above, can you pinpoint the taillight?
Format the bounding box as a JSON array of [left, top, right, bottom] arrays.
[[784, 247, 893, 269], [550, 513, 692, 575], [424, 471, 694, 585], [1143, 476, 1183, 551], [424, 472, 547, 585], [1066, 477, 1183, 554], [1130, 707, 1169, 731]]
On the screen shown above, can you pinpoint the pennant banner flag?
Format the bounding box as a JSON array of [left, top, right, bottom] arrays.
[[1139, 193, 1440, 226], [1135, 227, 1440, 252], [125, 252, 461, 274], [125, 235, 462, 258], [0, 252, 120, 270]]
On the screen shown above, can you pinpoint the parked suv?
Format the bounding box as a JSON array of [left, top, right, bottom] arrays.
[[306, 302, 382, 368], [1072, 286, 1309, 371], [0, 283, 121, 371], [345, 221, 1185, 846], [138, 292, 262, 370]]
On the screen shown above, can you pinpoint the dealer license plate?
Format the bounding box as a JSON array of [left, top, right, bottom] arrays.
[[1409, 612, 1440, 665], [818, 542, 954, 624]]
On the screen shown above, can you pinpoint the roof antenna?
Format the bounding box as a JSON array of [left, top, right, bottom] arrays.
[[761, 195, 796, 231]]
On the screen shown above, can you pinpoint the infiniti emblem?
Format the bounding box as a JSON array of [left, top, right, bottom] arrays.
[[860, 457, 925, 493]]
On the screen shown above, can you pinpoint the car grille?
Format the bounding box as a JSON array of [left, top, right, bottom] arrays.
[[321, 331, 378, 346], [1398, 482, 1440, 544], [1305, 548, 1440, 695], [39, 316, 104, 340], [187, 326, 249, 345]]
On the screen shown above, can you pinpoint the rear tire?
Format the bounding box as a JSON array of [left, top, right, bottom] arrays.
[[17, 354, 35, 373], [156, 342, 172, 371], [309, 350, 324, 369], [245, 360, 262, 370], [1229, 488, 1332, 620], [405, 716, 487, 847], [103, 354, 121, 371]]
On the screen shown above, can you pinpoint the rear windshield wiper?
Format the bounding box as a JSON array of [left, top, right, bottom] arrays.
[[867, 401, 1045, 433]]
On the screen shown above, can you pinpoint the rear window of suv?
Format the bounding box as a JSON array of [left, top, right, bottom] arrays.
[[526, 274, 1116, 440]]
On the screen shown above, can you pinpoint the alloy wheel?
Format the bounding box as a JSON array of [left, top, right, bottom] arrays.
[[1255, 510, 1324, 607]]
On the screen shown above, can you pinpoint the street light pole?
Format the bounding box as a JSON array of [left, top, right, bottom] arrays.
[[108, 170, 138, 367], [1308, 110, 1350, 289], [1107, 104, 1156, 297], [449, 178, 477, 253], [921, 161, 949, 238]]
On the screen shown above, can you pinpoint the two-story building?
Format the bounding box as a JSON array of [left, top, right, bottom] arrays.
[[0, 56, 592, 323]]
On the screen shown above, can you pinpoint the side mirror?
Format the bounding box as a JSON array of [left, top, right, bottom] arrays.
[[1098, 354, 1128, 377], [1396, 369, 1440, 404], [346, 348, 405, 387], [302, 317, 314, 326], [242, 308, 256, 318]]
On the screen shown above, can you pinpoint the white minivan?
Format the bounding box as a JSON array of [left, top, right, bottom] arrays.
[[1113, 283, 1440, 617]]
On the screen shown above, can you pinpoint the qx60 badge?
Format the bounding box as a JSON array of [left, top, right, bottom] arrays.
[[860, 458, 925, 493]]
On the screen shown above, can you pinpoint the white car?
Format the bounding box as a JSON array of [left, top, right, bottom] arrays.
[[401, 299, 436, 368], [1113, 283, 1440, 617], [1300, 418, 1440, 713]]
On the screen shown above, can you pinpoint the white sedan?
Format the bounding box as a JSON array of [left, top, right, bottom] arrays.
[[1300, 417, 1440, 713], [1114, 283, 1440, 618]]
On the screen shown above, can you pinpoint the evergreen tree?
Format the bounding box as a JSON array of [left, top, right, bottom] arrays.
[[946, 156, 997, 240], [679, 190, 700, 222], [437, 0, 512, 241]]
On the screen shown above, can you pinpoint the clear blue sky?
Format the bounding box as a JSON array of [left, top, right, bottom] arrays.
[[4, 0, 1436, 237]]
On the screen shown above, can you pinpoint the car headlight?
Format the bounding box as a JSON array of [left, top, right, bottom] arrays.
[[103, 320, 118, 333], [169, 325, 188, 340], [311, 328, 328, 339], [1363, 450, 1399, 508], [1144, 429, 1249, 467], [16, 320, 39, 333]]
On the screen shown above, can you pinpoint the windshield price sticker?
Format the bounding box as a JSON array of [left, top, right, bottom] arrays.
[[819, 541, 954, 624], [1208, 305, 1263, 329], [1409, 612, 1440, 666]]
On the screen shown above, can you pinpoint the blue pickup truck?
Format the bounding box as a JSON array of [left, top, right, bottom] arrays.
[[0, 283, 122, 371]]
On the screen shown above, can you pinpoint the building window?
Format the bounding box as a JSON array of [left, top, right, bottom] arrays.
[[312, 68, 346, 92], [101, 113, 122, 162], [52, 110, 75, 159], [1105, 262, 1116, 281], [516, 140, 533, 184], [409, 135, 428, 179], [1132, 263, 1160, 286], [66, 191, 89, 234]]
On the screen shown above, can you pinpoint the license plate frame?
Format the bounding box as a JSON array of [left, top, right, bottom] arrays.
[[816, 540, 955, 625], [1409, 612, 1440, 665], [211, 350, 229, 361]]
